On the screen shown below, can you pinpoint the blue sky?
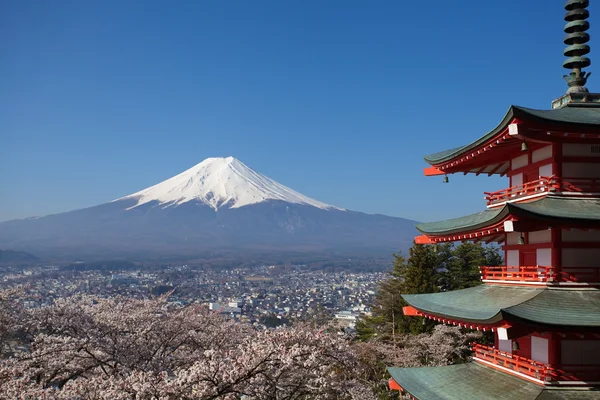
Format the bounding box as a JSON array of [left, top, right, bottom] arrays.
[[0, 0, 593, 222]]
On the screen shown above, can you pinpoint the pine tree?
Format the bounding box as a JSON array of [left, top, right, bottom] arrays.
[[441, 243, 503, 291], [356, 244, 445, 341]]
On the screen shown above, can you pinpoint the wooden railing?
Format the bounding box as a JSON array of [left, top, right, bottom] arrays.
[[480, 266, 553, 283], [480, 266, 600, 284], [473, 344, 548, 381], [485, 176, 600, 206], [473, 344, 600, 383]]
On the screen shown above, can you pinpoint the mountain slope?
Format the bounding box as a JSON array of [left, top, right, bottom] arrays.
[[0, 157, 417, 260], [118, 157, 340, 211]]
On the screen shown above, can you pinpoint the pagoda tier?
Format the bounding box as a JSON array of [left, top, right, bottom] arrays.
[[397, 286, 600, 387], [388, 363, 600, 400], [423, 105, 600, 178], [400, 286, 600, 330], [414, 197, 600, 287], [416, 197, 600, 243]]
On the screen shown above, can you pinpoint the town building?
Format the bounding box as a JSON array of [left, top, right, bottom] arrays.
[[388, 1, 600, 398]]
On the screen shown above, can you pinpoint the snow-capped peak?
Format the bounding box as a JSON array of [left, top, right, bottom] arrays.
[[115, 157, 343, 211]]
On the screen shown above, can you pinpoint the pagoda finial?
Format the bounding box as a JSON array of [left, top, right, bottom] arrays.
[[563, 0, 592, 93]]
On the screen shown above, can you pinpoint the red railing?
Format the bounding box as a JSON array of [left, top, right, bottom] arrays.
[[473, 344, 549, 381], [561, 177, 600, 193], [480, 266, 553, 283], [472, 344, 600, 383], [549, 365, 600, 382], [480, 266, 600, 284], [485, 176, 600, 206], [485, 178, 550, 205]]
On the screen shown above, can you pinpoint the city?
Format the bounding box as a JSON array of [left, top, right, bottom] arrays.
[[0, 262, 383, 331]]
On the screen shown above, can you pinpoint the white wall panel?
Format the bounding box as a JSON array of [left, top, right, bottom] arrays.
[[511, 154, 529, 170], [498, 339, 512, 354], [529, 230, 551, 244], [511, 173, 523, 187], [532, 146, 553, 163], [537, 248, 552, 266], [539, 163, 553, 177], [531, 336, 549, 364], [506, 232, 520, 245], [506, 250, 519, 266]]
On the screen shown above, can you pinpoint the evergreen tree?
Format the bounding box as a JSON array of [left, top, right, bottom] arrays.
[[441, 243, 503, 291], [356, 244, 445, 341]]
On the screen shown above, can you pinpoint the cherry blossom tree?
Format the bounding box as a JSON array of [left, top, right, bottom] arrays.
[[0, 293, 372, 399], [0, 288, 477, 399]]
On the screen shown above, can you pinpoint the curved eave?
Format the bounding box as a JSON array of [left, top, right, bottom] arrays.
[[503, 288, 600, 328], [402, 286, 600, 328], [416, 197, 600, 238], [388, 363, 600, 399], [424, 105, 600, 167], [424, 106, 518, 165], [402, 285, 542, 326], [387, 363, 547, 400], [416, 207, 509, 236]]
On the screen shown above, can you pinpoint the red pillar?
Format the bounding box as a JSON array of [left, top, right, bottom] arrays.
[[548, 333, 561, 366], [551, 228, 562, 277]]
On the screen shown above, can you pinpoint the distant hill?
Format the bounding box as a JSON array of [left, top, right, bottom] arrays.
[[0, 249, 39, 263], [0, 157, 418, 261]]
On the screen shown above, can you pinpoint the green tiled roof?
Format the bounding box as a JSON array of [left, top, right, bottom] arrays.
[[402, 286, 600, 327], [512, 197, 600, 223], [402, 285, 541, 324], [416, 207, 506, 235], [424, 105, 600, 165], [416, 197, 600, 235], [387, 363, 600, 400], [504, 289, 600, 327], [388, 363, 543, 399]]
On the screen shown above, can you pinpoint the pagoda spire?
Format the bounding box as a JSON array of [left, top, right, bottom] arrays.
[[563, 0, 591, 93]]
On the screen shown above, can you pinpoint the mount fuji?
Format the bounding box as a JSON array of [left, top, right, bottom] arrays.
[[0, 157, 418, 260]]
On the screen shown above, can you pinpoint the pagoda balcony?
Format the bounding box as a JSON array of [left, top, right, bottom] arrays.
[[479, 266, 600, 285], [472, 344, 600, 384], [484, 176, 600, 207]]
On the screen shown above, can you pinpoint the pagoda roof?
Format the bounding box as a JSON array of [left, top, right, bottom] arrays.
[[402, 286, 600, 328], [388, 363, 600, 400], [424, 105, 600, 166], [417, 197, 600, 236]]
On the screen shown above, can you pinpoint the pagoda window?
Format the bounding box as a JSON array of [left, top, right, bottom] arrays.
[[498, 338, 512, 354], [506, 232, 522, 245], [538, 163, 553, 177], [512, 154, 529, 170], [511, 173, 523, 187], [563, 143, 600, 158], [561, 340, 600, 365], [563, 162, 600, 178], [561, 247, 600, 283], [506, 249, 519, 265], [536, 248, 551, 266], [562, 228, 600, 242], [531, 145, 553, 163], [528, 230, 551, 244], [531, 336, 549, 365]]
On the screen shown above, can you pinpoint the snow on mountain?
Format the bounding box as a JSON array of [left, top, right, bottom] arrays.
[[116, 157, 343, 211]]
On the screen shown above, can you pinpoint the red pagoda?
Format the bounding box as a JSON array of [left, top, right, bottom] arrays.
[[387, 1, 600, 398]]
